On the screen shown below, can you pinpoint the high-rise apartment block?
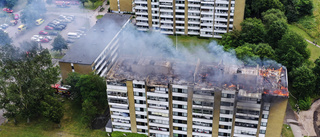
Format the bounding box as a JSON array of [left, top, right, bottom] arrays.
[[106, 57, 288, 137], [135, 0, 245, 38]]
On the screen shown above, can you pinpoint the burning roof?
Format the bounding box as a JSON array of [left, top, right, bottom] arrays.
[[106, 57, 289, 97]]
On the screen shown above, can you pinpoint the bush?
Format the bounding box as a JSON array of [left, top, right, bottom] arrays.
[[99, 7, 104, 12], [107, 0, 109, 5], [299, 97, 312, 110]]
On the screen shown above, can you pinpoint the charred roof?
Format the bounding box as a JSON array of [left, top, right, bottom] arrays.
[[106, 57, 289, 97]]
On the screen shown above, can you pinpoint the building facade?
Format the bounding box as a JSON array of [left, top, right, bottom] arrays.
[[135, 0, 245, 38], [110, 0, 135, 13], [106, 57, 288, 137]]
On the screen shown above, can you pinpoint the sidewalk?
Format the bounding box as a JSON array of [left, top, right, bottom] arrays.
[[306, 39, 320, 48]]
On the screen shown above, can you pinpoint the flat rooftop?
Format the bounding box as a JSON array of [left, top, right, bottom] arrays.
[[60, 13, 131, 65], [107, 57, 289, 97]]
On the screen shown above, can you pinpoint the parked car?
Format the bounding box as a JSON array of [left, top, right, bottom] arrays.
[[40, 38, 49, 43], [66, 39, 75, 43], [48, 31, 58, 36], [31, 35, 43, 42], [10, 20, 17, 26], [14, 14, 19, 20], [2, 8, 13, 13], [47, 23, 56, 28], [45, 26, 53, 30], [0, 24, 9, 29], [35, 18, 45, 25], [44, 36, 52, 41], [39, 30, 48, 35], [54, 26, 64, 31]]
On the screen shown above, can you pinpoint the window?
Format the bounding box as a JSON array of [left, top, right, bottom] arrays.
[[260, 130, 266, 134], [261, 122, 267, 127], [263, 114, 269, 119]]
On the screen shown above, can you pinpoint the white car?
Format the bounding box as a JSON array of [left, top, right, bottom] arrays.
[[44, 36, 52, 41], [31, 35, 43, 42]]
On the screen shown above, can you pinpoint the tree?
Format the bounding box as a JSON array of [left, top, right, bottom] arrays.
[[52, 34, 68, 54], [5, 0, 18, 8], [290, 65, 316, 99], [220, 30, 244, 50], [313, 57, 320, 93], [245, 0, 284, 18], [297, 0, 313, 16], [0, 45, 60, 123], [65, 72, 82, 105], [66, 73, 107, 125], [90, 0, 98, 7], [240, 18, 266, 44], [265, 20, 288, 48], [79, 0, 88, 7], [253, 43, 275, 60], [41, 95, 64, 124], [276, 31, 310, 72], [0, 30, 12, 46], [262, 8, 287, 28]]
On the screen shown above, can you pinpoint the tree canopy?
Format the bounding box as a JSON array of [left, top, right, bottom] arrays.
[[0, 45, 61, 123], [240, 18, 266, 44], [52, 34, 68, 53], [0, 30, 12, 46], [65, 73, 108, 125], [290, 65, 316, 99]]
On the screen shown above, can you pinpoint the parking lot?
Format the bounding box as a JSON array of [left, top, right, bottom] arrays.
[[2, 14, 89, 49]]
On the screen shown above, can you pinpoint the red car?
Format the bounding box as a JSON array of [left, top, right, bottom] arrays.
[[44, 26, 53, 30], [14, 14, 19, 20], [2, 8, 13, 13], [39, 30, 48, 35], [40, 38, 49, 43]]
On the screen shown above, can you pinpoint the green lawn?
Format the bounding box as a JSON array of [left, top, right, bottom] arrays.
[[281, 124, 294, 137], [0, 99, 107, 137], [111, 131, 147, 137], [168, 35, 217, 50], [84, 0, 104, 10], [96, 15, 103, 19], [288, 24, 320, 62]]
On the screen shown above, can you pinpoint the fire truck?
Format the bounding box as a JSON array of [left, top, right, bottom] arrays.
[[51, 84, 71, 96]]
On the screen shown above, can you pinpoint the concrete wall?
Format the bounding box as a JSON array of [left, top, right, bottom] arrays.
[[110, 0, 118, 11], [212, 91, 222, 137], [127, 81, 137, 133], [59, 62, 93, 82], [233, 0, 246, 30], [119, 0, 133, 12], [265, 98, 288, 137]]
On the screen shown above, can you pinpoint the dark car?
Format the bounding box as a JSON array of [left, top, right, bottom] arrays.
[[47, 23, 56, 28], [54, 26, 63, 31], [48, 31, 58, 36], [66, 39, 75, 43]]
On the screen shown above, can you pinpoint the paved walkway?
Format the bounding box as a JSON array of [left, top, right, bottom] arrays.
[[306, 39, 320, 48], [297, 99, 320, 136]]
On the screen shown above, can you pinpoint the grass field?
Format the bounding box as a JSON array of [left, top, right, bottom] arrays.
[[0, 99, 107, 137], [281, 124, 295, 137], [294, 0, 320, 42], [168, 35, 217, 50], [288, 24, 320, 62], [84, 0, 104, 10]]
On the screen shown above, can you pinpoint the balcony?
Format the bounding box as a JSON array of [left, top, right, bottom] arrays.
[[136, 22, 149, 26], [213, 35, 222, 38], [136, 17, 149, 21], [201, 11, 214, 15], [135, 6, 148, 10], [137, 27, 149, 31], [200, 28, 213, 32], [160, 19, 173, 23], [136, 12, 148, 16], [200, 33, 213, 37], [160, 25, 174, 29], [176, 31, 185, 35], [135, 0, 148, 4], [214, 29, 227, 33]]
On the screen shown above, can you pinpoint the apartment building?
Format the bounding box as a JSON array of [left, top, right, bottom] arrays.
[[105, 57, 289, 137], [59, 14, 131, 81], [135, 0, 245, 38], [110, 0, 134, 13]]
